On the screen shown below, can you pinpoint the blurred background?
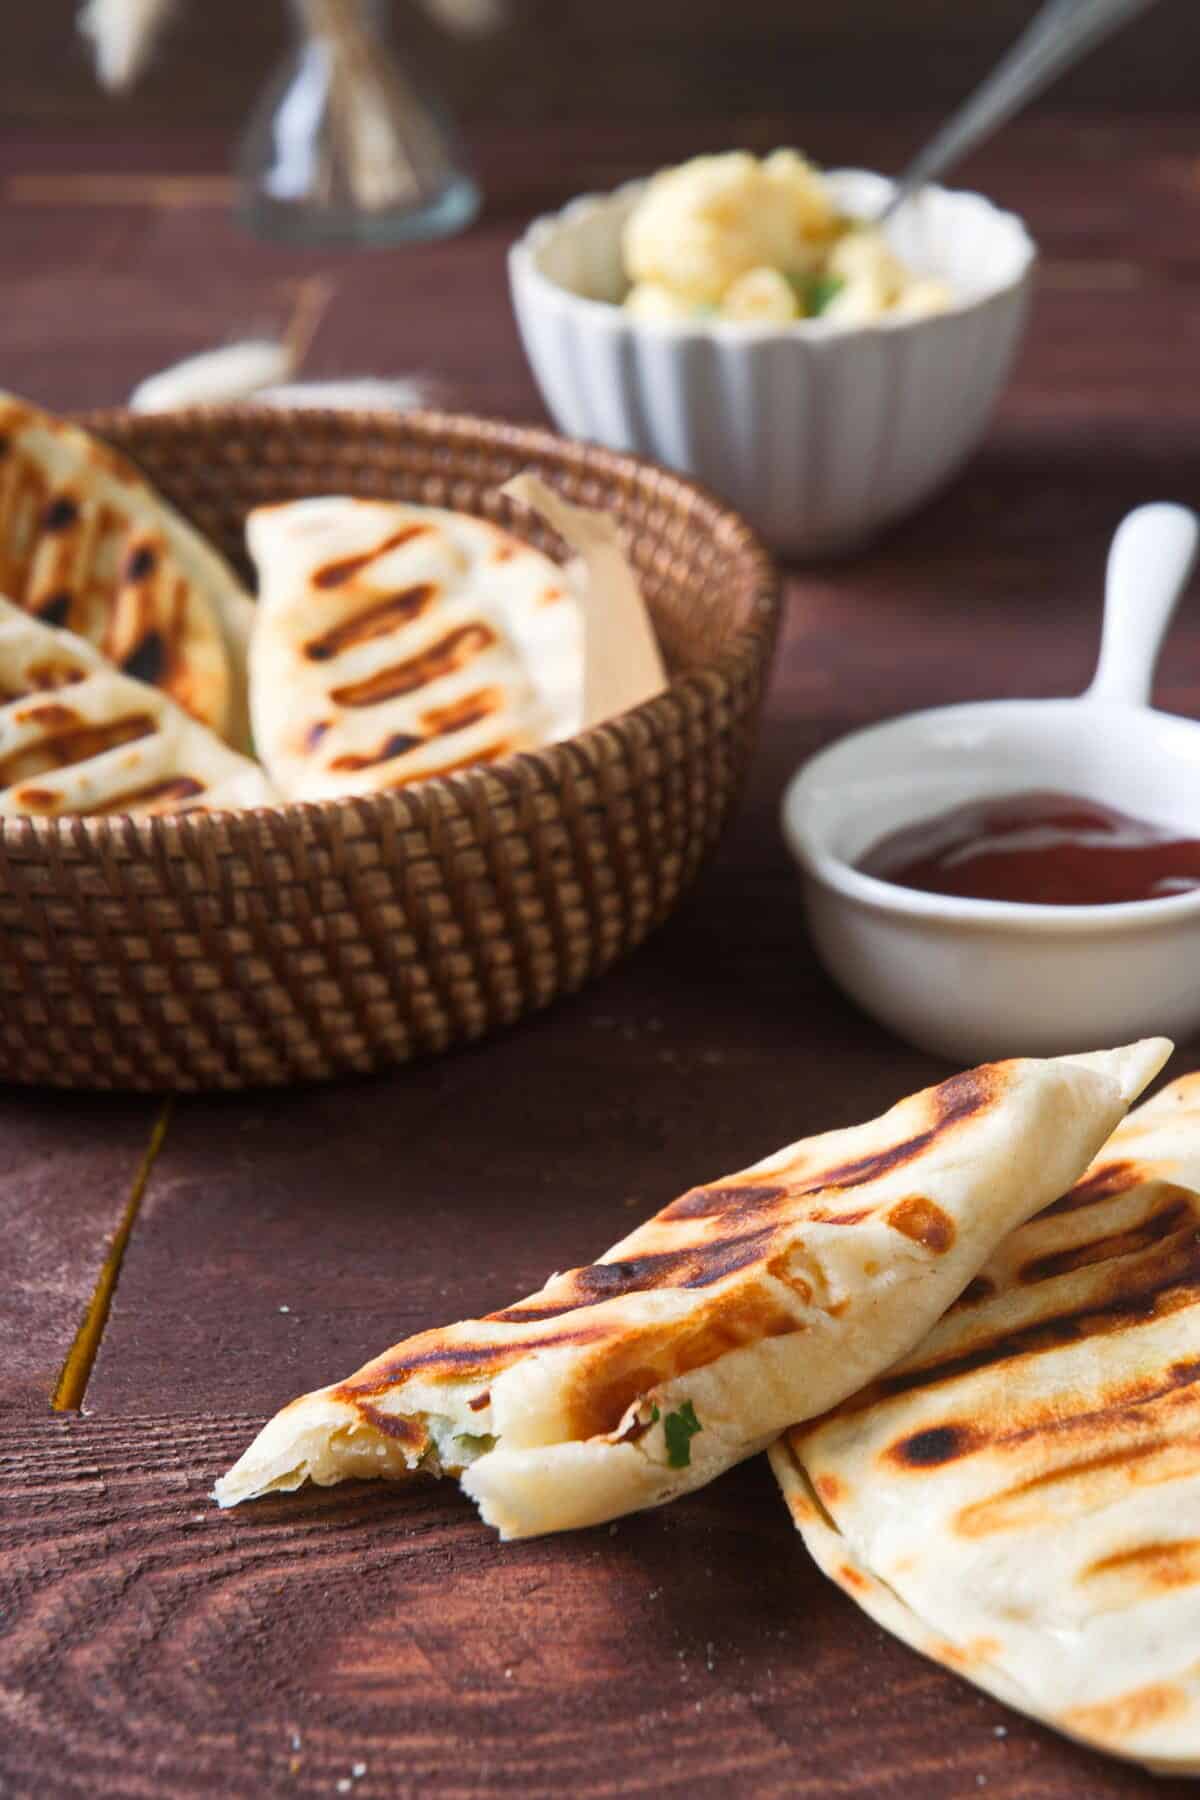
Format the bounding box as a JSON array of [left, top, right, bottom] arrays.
[[8, 0, 1198, 128], [4, 0, 1198, 433]]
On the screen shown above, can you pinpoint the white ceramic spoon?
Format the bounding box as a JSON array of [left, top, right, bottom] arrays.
[[782, 503, 1200, 1061]]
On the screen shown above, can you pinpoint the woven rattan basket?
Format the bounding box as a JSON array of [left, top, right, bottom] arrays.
[[0, 407, 781, 1090]]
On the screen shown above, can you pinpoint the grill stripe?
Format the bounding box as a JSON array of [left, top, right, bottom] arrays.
[[330, 623, 496, 709], [312, 523, 431, 588], [303, 583, 436, 661], [845, 1216, 1200, 1415], [0, 711, 156, 789]]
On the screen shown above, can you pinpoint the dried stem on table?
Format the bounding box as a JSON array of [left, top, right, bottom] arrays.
[[77, 0, 180, 91]]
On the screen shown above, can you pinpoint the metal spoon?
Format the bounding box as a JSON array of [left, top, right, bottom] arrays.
[[879, 0, 1161, 224]]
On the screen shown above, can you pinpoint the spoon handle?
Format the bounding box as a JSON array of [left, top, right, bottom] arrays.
[[1086, 504, 1200, 709], [880, 0, 1160, 223]]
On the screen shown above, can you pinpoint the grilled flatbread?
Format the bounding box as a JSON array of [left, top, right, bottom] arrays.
[[214, 1041, 1168, 1538], [0, 598, 273, 816], [772, 1066, 1200, 1775], [246, 496, 584, 800], [0, 391, 254, 744]]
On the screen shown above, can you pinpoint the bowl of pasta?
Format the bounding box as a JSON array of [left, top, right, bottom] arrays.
[[510, 152, 1036, 557]]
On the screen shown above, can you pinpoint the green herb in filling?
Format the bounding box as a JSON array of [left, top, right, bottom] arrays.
[[420, 1420, 497, 1474], [455, 1432, 497, 1457], [662, 1400, 703, 1468], [787, 270, 845, 317]]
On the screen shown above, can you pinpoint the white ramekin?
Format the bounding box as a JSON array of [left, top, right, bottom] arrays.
[[781, 505, 1200, 1063], [509, 170, 1036, 558]]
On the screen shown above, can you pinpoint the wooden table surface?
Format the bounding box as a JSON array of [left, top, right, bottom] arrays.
[[4, 113, 1200, 1798]]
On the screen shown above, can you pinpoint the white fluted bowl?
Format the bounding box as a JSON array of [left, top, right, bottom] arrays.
[[510, 171, 1036, 557]]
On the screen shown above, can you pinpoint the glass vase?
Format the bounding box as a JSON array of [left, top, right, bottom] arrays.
[[237, 0, 480, 245]]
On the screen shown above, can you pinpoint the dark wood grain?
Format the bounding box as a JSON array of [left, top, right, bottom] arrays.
[[2, 1415, 1193, 1800], [0, 1094, 158, 1414], [8, 0, 1200, 132], [4, 111, 1200, 1796], [6, 113, 1200, 420]]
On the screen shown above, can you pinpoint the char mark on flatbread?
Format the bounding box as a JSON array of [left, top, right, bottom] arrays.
[[246, 496, 586, 801], [119, 628, 167, 687], [0, 599, 273, 817], [87, 775, 207, 815], [949, 1275, 997, 1312], [342, 1324, 613, 1395], [36, 591, 71, 627], [663, 1069, 995, 1221], [888, 1350, 1200, 1478], [382, 744, 510, 785], [0, 710, 155, 787], [329, 731, 424, 772], [41, 494, 80, 533], [1043, 1159, 1144, 1217], [327, 690, 506, 773], [0, 392, 254, 742], [421, 687, 504, 737], [488, 1224, 782, 1324], [1017, 1188, 1194, 1283], [328, 623, 499, 710], [214, 1043, 1169, 1541], [303, 584, 437, 660], [841, 1200, 1200, 1418], [773, 1067, 1200, 1774], [313, 523, 432, 588]]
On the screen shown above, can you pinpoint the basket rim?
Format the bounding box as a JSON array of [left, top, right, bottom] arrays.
[[0, 403, 783, 847]]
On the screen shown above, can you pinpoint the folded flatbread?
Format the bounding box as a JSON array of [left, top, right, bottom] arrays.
[[246, 496, 584, 800], [0, 391, 254, 743], [215, 1040, 1168, 1539], [0, 598, 273, 816], [772, 1064, 1200, 1775]]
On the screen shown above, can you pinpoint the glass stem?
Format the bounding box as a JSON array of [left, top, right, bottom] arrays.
[[237, 0, 479, 245]]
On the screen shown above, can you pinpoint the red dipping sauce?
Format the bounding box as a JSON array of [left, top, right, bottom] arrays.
[[858, 791, 1200, 907]]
